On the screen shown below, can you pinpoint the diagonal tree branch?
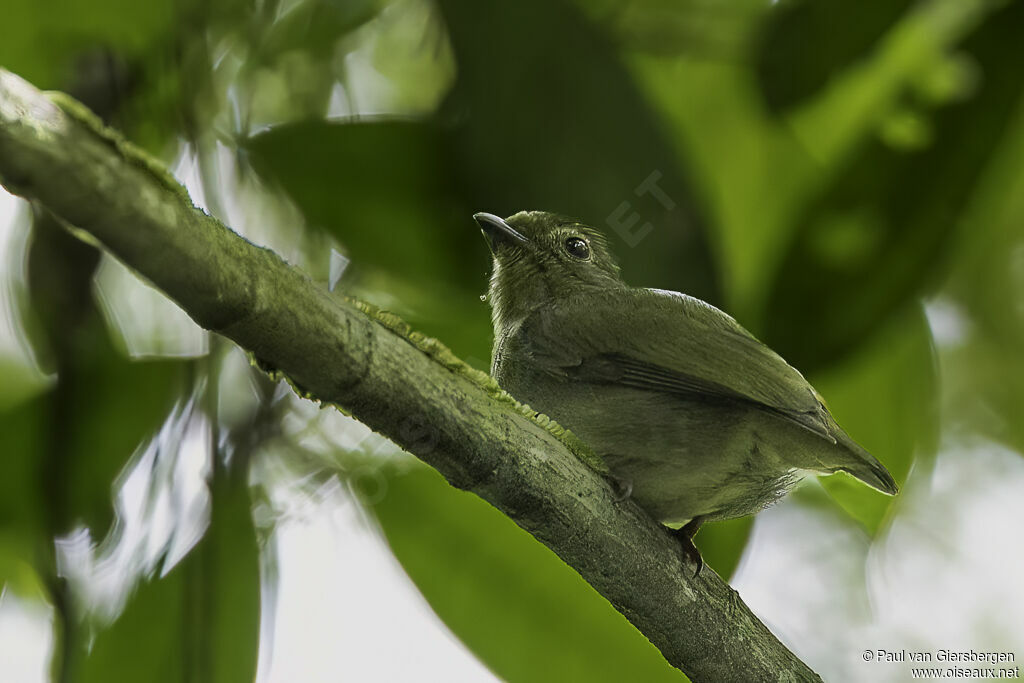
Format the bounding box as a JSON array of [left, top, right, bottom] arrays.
[[0, 68, 821, 682]]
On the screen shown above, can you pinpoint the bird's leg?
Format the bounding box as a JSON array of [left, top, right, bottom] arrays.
[[669, 516, 705, 577]]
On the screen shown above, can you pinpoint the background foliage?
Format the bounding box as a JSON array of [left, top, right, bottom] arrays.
[[1, 0, 1023, 680]]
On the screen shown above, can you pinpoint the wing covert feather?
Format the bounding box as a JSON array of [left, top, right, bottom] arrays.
[[521, 288, 833, 439]]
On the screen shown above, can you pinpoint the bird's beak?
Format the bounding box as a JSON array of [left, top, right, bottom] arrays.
[[474, 212, 528, 253]]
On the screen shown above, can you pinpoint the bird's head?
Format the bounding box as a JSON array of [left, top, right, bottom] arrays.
[[474, 210, 623, 329]]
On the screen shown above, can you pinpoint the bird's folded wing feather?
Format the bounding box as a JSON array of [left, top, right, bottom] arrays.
[[521, 287, 834, 441]]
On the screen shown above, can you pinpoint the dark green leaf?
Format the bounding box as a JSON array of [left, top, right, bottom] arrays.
[[694, 516, 752, 581], [0, 394, 47, 592], [26, 213, 186, 536], [246, 120, 472, 288], [809, 307, 937, 533], [372, 466, 686, 683], [244, 119, 493, 361], [437, 0, 720, 304], [62, 353, 186, 535], [763, 0, 1024, 371], [79, 461, 260, 683]]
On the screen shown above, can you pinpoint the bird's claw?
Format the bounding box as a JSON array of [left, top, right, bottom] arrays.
[[670, 516, 705, 578], [679, 535, 704, 578]]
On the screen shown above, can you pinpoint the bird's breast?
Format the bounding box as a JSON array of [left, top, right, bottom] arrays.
[[493, 361, 798, 523]]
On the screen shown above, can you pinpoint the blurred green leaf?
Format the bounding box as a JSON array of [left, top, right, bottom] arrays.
[[763, 0, 1024, 372], [810, 306, 937, 533], [694, 516, 752, 581], [939, 102, 1024, 456], [61, 353, 185, 534], [941, 334, 1024, 457], [79, 570, 186, 682], [246, 119, 471, 287], [577, 0, 762, 59], [437, 0, 720, 304], [0, 0, 175, 89], [189, 460, 262, 683], [0, 395, 47, 592], [754, 0, 915, 113], [28, 215, 185, 537], [244, 119, 493, 360], [373, 466, 686, 682], [255, 0, 382, 63], [0, 355, 48, 412], [79, 461, 260, 683]]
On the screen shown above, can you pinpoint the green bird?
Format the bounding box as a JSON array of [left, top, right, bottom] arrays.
[[473, 210, 898, 574]]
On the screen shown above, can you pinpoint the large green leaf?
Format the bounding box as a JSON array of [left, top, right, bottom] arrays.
[[245, 0, 723, 361], [437, 0, 720, 304], [61, 351, 186, 535], [79, 460, 260, 683], [693, 517, 752, 581], [762, 0, 1024, 372], [244, 119, 492, 361], [372, 466, 686, 682], [246, 120, 472, 288], [809, 306, 937, 533]]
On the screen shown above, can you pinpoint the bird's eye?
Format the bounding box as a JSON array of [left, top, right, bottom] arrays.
[[564, 236, 591, 260]]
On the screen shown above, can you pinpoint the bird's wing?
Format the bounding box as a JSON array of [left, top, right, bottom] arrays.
[[520, 287, 834, 441]]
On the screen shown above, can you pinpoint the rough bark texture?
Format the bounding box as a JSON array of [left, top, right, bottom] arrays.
[[0, 69, 821, 682]]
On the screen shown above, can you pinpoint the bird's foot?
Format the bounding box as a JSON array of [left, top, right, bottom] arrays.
[[669, 516, 706, 578], [675, 534, 704, 578]]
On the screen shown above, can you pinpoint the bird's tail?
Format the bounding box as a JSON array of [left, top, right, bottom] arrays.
[[831, 431, 899, 496]]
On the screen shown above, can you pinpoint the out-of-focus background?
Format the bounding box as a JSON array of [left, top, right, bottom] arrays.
[[2, 0, 1023, 681]]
